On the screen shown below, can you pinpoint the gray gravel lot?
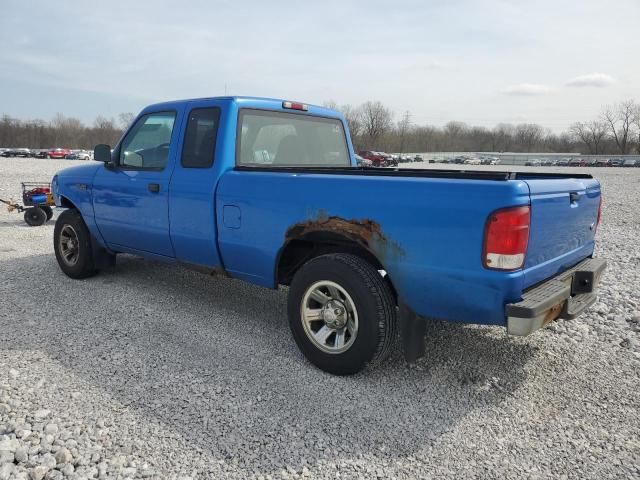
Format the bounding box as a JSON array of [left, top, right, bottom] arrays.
[[1, 158, 639, 479]]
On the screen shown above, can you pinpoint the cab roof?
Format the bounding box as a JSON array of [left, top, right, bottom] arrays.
[[143, 96, 343, 119]]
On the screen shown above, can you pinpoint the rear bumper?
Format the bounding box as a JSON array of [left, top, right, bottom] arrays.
[[506, 257, 606, 336]]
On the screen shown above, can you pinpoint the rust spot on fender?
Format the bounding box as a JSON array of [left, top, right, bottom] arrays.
[[286, 210, 405, 260]]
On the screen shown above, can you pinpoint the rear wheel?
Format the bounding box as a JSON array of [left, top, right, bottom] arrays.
[[288, 253, 397, 375], [42, 206, 54, 221], [53, 209, 98, 279], [24, 207, 47, 226]]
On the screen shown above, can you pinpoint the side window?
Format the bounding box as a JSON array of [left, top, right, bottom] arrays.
[[119, 111, 176, 170], [181, 108, 221, 168]]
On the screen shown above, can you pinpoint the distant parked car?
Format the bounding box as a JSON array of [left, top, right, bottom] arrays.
[[594, 158, 611, 167], [569, 158, 585, 167], [464, 157, 481, 165], [414, 155, 423, 162], [381, 153, 398, 166], [623, 159, 637, 167], [584, 158, 598, 167], [32, 149, 49, 159], [556, 158, 570, 166], [525, 159, 542, 166], [47, 148, 72, 159], [358, 150, 386, 167], [354, 154, 373, 167], [610, 158, 623, 167], [2, 148, 31, 157], [72, 149, 92, 160]]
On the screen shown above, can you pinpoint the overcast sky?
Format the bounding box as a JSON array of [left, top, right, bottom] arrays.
[[1, 0, 638, 131]]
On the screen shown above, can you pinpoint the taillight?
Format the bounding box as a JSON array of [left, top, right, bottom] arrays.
[[483, 206, 530, 270], [596, 195, 602, 231]]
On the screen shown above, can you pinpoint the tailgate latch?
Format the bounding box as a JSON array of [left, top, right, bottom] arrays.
[[569, 191, 580, 204]]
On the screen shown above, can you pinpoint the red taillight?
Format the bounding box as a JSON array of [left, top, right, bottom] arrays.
[[596, 195, 602, 230], [282, 101, 308, 111], [483, 206, 530, 270]]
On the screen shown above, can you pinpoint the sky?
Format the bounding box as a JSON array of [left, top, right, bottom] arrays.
[[1, 0, 639, 132]]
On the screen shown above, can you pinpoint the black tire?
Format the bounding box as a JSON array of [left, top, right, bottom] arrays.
[[24, 207, 47, 226], [53, 209, 98, 279], [287, 253, 397, 375], [42, 206, 54, 221]]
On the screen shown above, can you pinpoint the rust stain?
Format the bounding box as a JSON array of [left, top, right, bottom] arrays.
[[286, 209, 405, 259], [543, 300, 566, 326]]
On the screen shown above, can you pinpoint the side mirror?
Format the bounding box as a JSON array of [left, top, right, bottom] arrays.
[[94, 144, 113, 166]]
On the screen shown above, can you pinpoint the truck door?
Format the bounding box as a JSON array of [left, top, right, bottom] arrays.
[[92, 109, 182, 257], [168, 100, 226, 268]]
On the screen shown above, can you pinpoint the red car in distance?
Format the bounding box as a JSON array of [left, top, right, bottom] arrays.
[[47, 148, 72, 159], [358, 150, 386, 167]]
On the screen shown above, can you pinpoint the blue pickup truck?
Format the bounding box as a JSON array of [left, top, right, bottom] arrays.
[[51, 96, 606, 375]]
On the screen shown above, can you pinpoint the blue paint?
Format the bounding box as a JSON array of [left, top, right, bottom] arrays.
[[52, 96, 602, 328]]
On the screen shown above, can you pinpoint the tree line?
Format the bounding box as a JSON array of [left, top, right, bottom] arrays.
[[1, 99, 639, 155], [0, 112, 134, 150], [324, 98, 640, 155]]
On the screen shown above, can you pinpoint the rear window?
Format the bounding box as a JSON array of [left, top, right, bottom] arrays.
[[237, 109, 350, 167]]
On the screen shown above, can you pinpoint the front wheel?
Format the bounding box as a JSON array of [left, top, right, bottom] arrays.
[[288, 253, 397, 375], [53, 209, 98, 279]]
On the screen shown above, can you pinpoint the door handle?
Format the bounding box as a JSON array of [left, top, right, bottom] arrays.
[[569, 191, 579, 203], [148, 183, 160, 193]]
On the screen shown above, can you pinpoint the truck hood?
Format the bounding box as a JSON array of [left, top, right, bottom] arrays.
[[54, 162, 102, 181]]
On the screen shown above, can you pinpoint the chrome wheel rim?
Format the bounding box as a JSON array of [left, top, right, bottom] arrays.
[[59, 225, 80, 266], [301, 280, 358, 354]]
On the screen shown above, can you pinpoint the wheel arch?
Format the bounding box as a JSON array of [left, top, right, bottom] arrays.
[[275, 231, 398, 303], [58, 195, 77, 210]]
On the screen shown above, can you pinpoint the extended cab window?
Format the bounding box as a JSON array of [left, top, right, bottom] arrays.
[[181, 107, 221, 168], [119, 111, 176, 170], [237, 110, 349, 167]]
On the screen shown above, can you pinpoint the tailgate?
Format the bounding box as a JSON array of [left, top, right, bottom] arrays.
[[523, 177, 601, 288]]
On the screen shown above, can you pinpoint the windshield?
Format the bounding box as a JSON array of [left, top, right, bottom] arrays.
[[237, 109, 350, 167]]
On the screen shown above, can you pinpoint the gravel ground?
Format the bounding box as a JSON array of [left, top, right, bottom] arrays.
[[0, 158, 639, 479]]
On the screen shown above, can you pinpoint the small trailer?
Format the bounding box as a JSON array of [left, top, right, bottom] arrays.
[[0, 182, 55, 226]]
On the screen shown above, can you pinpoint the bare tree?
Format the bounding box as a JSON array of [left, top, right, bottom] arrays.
[[361, 101, 393, 147], [491, 124, 514, 152], [601, 100, 637, 154], [118, 112, 136, 130], [587, 121, 608, 154], [634, 103, 640, 154], [515, 123, 544, 152], [570, 122, 595, 153], [341, 104, 364, 139], [443, 121, 467, 151]]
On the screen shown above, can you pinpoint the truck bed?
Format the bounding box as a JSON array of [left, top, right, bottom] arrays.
[[234, 165, 594, 181]]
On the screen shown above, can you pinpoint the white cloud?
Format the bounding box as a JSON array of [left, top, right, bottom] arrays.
[[566, 73, 616, 87], [504, 84, 554, 96]]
